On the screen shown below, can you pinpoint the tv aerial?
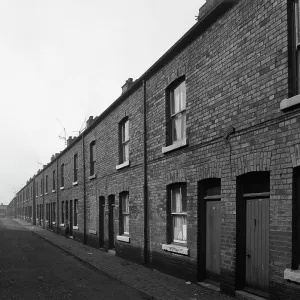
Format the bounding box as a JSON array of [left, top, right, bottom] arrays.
[[56, 117, 67, 145]]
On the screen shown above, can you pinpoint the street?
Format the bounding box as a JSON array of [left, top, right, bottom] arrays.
[[0, 218, 150, 300]]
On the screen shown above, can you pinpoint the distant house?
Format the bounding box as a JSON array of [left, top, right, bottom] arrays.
[[0, 203, 7, 217]]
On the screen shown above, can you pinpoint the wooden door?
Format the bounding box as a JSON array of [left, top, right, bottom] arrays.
[[108, 196, 115, 249], [69, 200, 73, 237], [206, 200, 221, 282], [245, 198, 269, 294]]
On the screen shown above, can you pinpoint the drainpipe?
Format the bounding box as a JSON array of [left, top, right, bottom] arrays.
[[82, 131, 87, 244], [42, 171, 45, 229], [56, 158, 59, 233], [143, 80, 149, 264]]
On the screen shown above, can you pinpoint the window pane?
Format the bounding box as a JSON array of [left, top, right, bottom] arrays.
[[172, 188, 181, 213], [124, 215, 129, 233], [180, 81, 186, 110], [122, 194, 129, 213], [173, 215, 187, 241], [92, 144, 96, 162], [172, 115, 182, 142], [124, 120, 129, 142], [124, 143, 129, 162]]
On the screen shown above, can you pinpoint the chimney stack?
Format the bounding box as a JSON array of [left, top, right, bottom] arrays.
[[67, 136, 73, 147], [86, 116, 95, 128], [51, 154, 55, 162], [121, 78, 134, 94]]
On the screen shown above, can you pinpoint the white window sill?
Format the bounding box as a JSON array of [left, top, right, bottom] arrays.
[[162, 138, 188, 154], [284, 268, 300, 283], [52, 190, 56, 193], [46, 220, 49, 223], [60, 187, 65, 190], [280, 94, 300, 110], [72, 181, 78, 186], [89, 229, 97, 235], [52, 222, 56, 225], [36, 196, 38, 198], [45, 193, 48, 195], [117, 235, 130, 243], [89, 174, 96, 180], [40, 194, 43, 197], [161, 244, 189, 256], [73, 226, 79, 230], [116, 160, 130, 170], [60, 223, 65, 227]]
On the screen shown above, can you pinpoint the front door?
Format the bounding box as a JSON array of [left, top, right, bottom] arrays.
[[245, 197, 269, 295], [108, 195, 115, 249], [69, 200, 73, 237], [206, 199, 221, 282]]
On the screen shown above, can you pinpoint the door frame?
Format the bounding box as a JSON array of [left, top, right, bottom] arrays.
[[108, 195, 115, 249], [99, 196, 105, 248], [69, 200, 73, 237], [236, 172, 270, 296], [197, 178, 221, 283]]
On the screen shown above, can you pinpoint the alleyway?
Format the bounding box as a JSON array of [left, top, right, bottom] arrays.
[[1, 218, 235, 300]]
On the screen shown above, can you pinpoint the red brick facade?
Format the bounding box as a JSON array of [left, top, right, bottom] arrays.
[[9, 0, 300, 298]]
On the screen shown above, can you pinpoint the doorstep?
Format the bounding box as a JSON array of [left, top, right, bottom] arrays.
[[197, 281, 220, 292], [235, 290, 268, 300]]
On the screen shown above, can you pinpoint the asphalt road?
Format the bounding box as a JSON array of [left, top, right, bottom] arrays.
[[0, 218, 150, 300]]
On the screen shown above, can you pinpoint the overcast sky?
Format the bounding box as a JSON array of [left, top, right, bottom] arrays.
[[0, 0, 205, 205]]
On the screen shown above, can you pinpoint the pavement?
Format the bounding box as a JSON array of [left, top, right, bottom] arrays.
[[14, 218, 235, 300]]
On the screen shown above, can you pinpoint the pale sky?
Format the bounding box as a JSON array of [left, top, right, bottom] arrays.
[[0, 0, 205, 205]]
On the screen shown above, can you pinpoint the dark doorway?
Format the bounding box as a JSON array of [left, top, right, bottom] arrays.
[[236, 171, 270, 298], [69, 200, 73, 237], [99, 196, 105, 248], [108, 195, 115, 250]]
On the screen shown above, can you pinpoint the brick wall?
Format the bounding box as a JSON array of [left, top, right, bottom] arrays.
[[14, 0, 300, 298]]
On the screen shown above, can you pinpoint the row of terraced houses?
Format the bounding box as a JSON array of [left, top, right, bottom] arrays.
[[7, 1, 300, 299]]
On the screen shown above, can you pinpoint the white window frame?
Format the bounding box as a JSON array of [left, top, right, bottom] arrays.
[[169, 80, 186, 145], [170, 185, 187, 244], [121, 193, 129, 235], [120, 119, 129, 164]]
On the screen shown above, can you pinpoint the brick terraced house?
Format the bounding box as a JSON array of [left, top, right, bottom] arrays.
[[8, 0, 300, 298]]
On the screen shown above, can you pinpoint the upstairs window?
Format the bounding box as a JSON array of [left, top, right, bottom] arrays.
[[168, 79, 186, 145], [45, 175, 48, 194], [168, 184, 187, 243], [296, 1, 300, 94], [120, 119, 129, 164], [74, 154, 78, 182], [120, 192, 129, 235], [90, 141, 96, 176], [36, 182, 38, 197], [53, 170, 56, 191], [61, 163, 65, 187]]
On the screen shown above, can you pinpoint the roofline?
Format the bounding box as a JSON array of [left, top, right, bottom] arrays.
[[19, 0, 238, 191]]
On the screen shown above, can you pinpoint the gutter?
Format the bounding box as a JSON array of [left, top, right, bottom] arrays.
[[143, 80, 148, 264]]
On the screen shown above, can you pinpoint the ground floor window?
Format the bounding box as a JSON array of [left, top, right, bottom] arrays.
[[61, 201, 64, 224], [168, 184, 187, 243], [120, 192, 129, 235]]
